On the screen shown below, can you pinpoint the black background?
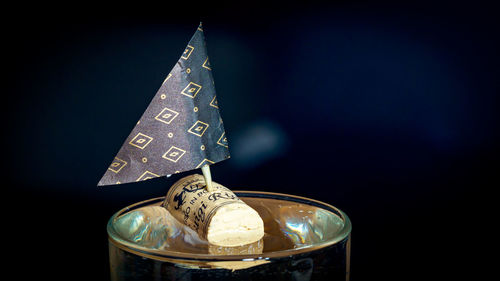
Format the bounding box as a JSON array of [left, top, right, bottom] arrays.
[[5, 1, 497, 280]]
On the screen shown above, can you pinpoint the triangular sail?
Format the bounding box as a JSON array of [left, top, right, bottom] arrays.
[[98, 23, 230, 186]]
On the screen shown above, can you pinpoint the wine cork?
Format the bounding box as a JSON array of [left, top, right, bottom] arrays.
[[163, 174, 264, 247], [206, 239, 267, 270], [179, 239, 268, 271], [208, 238, 263, 255]]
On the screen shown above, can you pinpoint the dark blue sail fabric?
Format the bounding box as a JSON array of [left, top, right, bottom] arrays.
[[98, 23, 229, 186]]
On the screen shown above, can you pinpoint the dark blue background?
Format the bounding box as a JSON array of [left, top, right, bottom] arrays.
[[5, 1, 497, 280]]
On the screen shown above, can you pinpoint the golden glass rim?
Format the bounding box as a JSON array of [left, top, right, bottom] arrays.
[[107, 190, 351, 262]]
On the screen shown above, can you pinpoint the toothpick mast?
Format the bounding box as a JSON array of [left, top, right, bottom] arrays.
[[201, 165, 214, 192]]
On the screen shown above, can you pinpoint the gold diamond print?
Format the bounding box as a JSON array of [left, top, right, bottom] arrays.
[[136, 171, 160, 181], [217, 132, 228, 148], [181, 45, 194, 60], [196, 158, 215, 169], [210, 96, 218, 109], [202, 57, 211, 70], [188, 121, 209, 137], [181, 82, 202, 98], [108, 157, 127, 173], [162, 73, 172, 84], [162, 146, 187, 163], [155, 108, 179, 125], [129, 133, 153, 149]]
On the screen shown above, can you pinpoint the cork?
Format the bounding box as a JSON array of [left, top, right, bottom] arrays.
[[208, 238, 264, 255], [163, 174, 264, 247], [178, 239, 268, 271]]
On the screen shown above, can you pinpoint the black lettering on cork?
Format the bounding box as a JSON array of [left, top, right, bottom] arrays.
[[173, 183, 205, 210]]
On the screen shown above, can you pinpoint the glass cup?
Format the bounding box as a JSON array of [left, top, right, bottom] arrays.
[[108, 191, 351, 281]]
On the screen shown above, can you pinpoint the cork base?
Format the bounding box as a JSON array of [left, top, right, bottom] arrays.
[[207, 202, 264, 247], [164, 174, 265, 247]]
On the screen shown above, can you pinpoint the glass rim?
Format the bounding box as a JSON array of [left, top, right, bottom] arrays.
[[107, 190, 351, 262]]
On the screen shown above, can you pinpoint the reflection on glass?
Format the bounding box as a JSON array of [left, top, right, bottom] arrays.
[[108, 191, 351, 281]]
